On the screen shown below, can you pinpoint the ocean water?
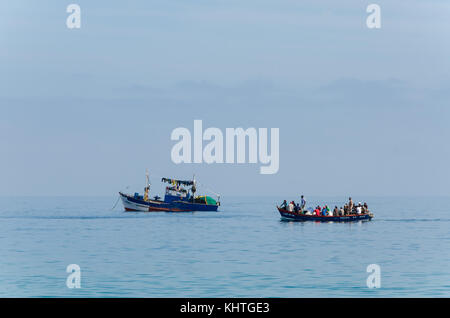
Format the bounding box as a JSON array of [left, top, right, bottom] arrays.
[[0, 195, 449, 297]]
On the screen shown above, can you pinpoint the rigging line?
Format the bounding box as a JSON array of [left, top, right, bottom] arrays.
[[112, 186, 130, 210], [197, 182, 221, 197], [110, 195, 120, 210]]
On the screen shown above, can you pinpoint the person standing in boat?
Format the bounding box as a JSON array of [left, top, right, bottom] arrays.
[[348, 197, 354, 214], [300, 195, 306, 212]]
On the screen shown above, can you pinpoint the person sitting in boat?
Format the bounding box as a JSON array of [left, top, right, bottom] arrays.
[[288, 201, 294, 212], [321, 205, 331, 216], [339, 207, 345, 216], [299, 203, 305, 215], [328, 206, 333, 216], [280, 200, 287, 210], [294, 202, 301, 214], [356, 202, 362, 215], [333, 206, 339, 216], [363, 202, 369, 213], [314, 206, 321, 216]]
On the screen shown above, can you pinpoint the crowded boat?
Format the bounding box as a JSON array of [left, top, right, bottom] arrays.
[[277, 196, 373, 221]]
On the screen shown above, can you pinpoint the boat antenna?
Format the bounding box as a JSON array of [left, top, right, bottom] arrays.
[[144, 169, 151, 201], [146, 169, 150, 187], [191, 174, 197, 196]]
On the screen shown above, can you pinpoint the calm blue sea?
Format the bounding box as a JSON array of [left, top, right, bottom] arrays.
[[0, 196, 449, 297]]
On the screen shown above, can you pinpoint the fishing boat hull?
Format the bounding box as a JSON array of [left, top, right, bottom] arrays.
[[119, 192, 219, 212], [277, 207, 373, 222]]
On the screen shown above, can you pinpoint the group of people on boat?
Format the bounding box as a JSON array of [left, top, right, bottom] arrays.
[[280, 196, 370, 216]]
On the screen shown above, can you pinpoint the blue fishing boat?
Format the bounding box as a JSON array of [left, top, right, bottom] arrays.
[[277, 207, 373, 222], [120, 172, 220, 212]]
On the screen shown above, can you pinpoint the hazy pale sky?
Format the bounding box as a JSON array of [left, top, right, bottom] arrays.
[[1, 0, 450, 197]]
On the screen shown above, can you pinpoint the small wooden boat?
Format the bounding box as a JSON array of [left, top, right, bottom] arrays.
[[277, 207, 373, 222]]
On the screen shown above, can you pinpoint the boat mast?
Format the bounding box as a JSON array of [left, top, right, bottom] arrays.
[[191, 174, 197, 200], [144, 169, 150, 201]]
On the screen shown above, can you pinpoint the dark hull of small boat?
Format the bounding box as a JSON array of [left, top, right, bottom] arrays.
[[277, 207, 373, 222], [119, 192, 219, 212]]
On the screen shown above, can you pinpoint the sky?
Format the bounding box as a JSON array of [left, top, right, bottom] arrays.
[[1, 0, 450, 197]]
